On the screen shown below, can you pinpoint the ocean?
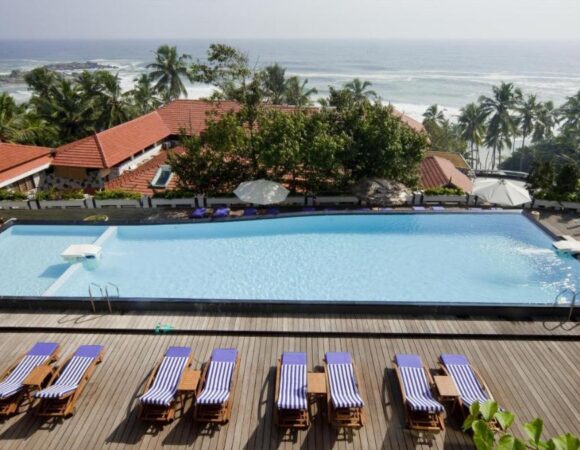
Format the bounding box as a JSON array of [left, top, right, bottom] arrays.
[[2, 39, 579, 123]]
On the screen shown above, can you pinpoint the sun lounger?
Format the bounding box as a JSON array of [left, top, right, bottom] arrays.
[[432, 206, 445, 211], [303, 206, 316, 212], [243, 207, 258, 216], [266, 207, 280, 215], [324, 352, 364, 429], [139, 346, 192, 422], [394, 354, 444, 432], [439, 354, 494, 415], [275, 352, 309, 429], [412, 206, 426, 211], [190, 207, 207, 219], [469, 207, 483, 211], [35, 345, 104, 417], [0, 342, 60, 416], [212, 207, 230, 218], [194, 348, 239, 424]]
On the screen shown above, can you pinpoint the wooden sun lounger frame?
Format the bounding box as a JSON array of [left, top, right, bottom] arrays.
[[438, 357, 496, 420], [0, 346, 60, 416], [274, 358, 309, 429], [393, 359, 445, 433], [138, 353, 193, 422], [323, 358, 365, 429], [194, 353, 240, 424], [35, 348, 104, 418]]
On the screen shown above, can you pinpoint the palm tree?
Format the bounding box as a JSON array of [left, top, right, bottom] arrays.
[[262, 64, 287, 104], [147, 45, 192, 102], [344, 78, 377, 102], [128, 74, 162, 115], [94, 72, 131, 129], [0, 93, 56, 145], [558, 90, 580, 133], [0, 93, 20, 142], [532, 101, 556, 143], [458, 103, 488, 169], [479, 82, 519, 169], [516, 94, 539, 151], [422, 104, 446, 127], [284, 77, 317, 107]]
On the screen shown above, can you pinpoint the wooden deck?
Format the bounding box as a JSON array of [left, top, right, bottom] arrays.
[[0, 325, 578, 449]]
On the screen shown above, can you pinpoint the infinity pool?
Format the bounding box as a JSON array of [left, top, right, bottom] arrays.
[[0, 213, 578, 304]]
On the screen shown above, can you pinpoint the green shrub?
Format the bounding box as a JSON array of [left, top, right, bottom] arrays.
[[424, 187, 465, 196], [152, 189, 196, 199], [0, 189, 27, 201], [93, 189, 141, 200], [36, 188, 85, 201]]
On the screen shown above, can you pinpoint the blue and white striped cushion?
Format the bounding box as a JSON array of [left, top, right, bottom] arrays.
[[35, 356, 94, 399], [446, 364, 489, 406], [196, 361, 235, 405], [327, 364, 364, 409], [139, 356, 189, 406], [277, 364, 307, 410], [400, 367, 444, 412], [0, 354, 49, 399]]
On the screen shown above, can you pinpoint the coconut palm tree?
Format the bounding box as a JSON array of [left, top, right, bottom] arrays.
[[93, 72, 132, 129], [558, 90, 580, 133], [128, 74, 162, 115], [147, 45, 192, 102], [284, 76, 317, 107], [516, 94, 539, 151], [0, 93, 20, 142], [479, 82, 519, 169], [422, 104, 446, 127], [458, 103, 488, 169], [532, 101, 557, 143], [262, 63, 287, 104], [0, 93, 56, 145], [344, 78, 377, 102]]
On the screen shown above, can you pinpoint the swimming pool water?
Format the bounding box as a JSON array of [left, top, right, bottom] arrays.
[[0, 214, 578, 304]]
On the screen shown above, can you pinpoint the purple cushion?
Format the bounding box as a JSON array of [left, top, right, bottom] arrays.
[[303, 207, 315, 212], [441, 354, 469, 366], [191, 208, 206, 218], [380, 207, 393, 211], [282, 352, 306, 365], [413, 206, 426, 211], [74, 345, 103, 358], [212, 348, 237, 362], [326, 352, 351, 365], [244, 208, 257, 216], [267, 208, 279, 215], [395, 354, 423, 368], [213, 208, 230, 218], [28, 342, 59, 356], [432, 206, 445, 211], [166, 347, 191, 358]]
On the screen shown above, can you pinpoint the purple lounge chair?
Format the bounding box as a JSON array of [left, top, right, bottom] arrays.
[[469, 207, 483, 211], [432, 206, 445, 212], [195, 348, 239, 423], [439, 354, 492, 409], [303, 206, 316, 212], [140, 347, 191, 407], [36, 345, 104, 417], [243, 207, 258, 216], [266, 207, 280, 215], [275, 352, 309, 428], [395, 354, 443, 412], [325, 352, 364, 428], [212, 207, 230, 218], [0, 342, 59, 411], [412, 206, 426, 211], [190, 208, 206, 219]]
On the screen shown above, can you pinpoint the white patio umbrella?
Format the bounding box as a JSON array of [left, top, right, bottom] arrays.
[[234, 179, 290, 205], [473, 178, 531, 206]]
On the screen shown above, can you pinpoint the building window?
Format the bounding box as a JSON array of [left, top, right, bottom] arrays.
[[151, 165, 173, 188]]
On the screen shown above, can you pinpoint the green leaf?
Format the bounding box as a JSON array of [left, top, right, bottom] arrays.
[[463, 415, 475, 432], [472, 420, 495, 450], [550, 434, 580, 450], [480, 400, 499, 422], [498, 435, 516, 450], [524, 418, 544, 445], [470, 400, 481, 417], [495, 411, 516, 431], [513, 438, 528, 450]]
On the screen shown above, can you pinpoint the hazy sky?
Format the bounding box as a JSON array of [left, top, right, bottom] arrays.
[[1, 0, 580, 40]]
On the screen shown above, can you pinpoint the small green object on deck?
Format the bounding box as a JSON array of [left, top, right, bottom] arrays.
[[154, 323, 174, 334]]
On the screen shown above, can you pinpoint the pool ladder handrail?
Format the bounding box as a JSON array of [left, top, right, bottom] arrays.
[[554, 288, 577, 322], [88, 282, 118, 314]]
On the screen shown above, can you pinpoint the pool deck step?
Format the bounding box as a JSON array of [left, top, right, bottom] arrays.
[[0, 311, 577, 339]]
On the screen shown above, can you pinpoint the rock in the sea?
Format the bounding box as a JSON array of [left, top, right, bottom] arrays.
[[43, 61, 117, 71]]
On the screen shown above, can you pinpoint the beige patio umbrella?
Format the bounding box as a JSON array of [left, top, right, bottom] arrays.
[[234, 179, 290, 205]]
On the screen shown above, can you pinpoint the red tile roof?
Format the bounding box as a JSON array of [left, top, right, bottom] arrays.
[[0, 143, 53, 185], [157, 99, 241, 135], [53, 112, 171, 169], [420, 155, 473, 193], [105, 148, 184, 195], [391, 109, 425, 133], [425, 151, 471, 171]]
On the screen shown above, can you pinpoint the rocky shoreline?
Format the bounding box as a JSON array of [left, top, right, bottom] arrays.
[[0, 61, 118, 84]]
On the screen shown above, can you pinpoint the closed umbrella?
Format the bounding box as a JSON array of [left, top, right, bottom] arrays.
[[234, 179, 289, 205], [473, 178, 531, 206]]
